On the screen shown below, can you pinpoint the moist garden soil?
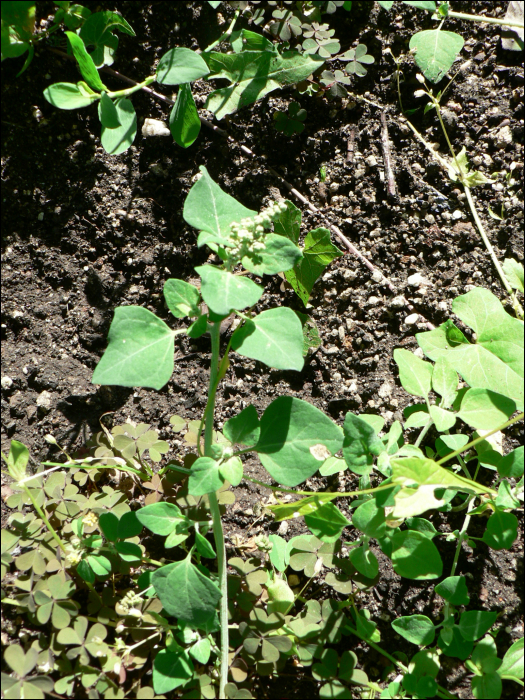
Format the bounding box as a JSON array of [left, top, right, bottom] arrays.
[[1, 1, 523, 698]]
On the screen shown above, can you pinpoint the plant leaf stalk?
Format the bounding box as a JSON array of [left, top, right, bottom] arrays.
[[202, 320, 229, 698], [444, 9, 524, 29]]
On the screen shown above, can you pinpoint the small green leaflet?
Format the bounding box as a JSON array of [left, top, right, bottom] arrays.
[[151, 554, 221, 630], [92, 306, 175, 390], [393, 349, 433, 398], [390, 530, 443, 580], [156, 47, 210, 85], [343, 412, 385, 475], [43, 81, 100, 110], [457, 388, 516, 430], [392, 615, 435, 647], [169, 83, 201, 148], [100, 97, 137, 155], [502, 258, 524, 293], [242, 234, 303, 276], [164, 279, 201, 318], [135, 502, 190, 537], [223, 405, 260, 446], [188, 457, 224, 496], [153, 648, 194, 694], [256, 396, 343, 487], [65, 31, 106, 92], [285, 228, 343, 306]]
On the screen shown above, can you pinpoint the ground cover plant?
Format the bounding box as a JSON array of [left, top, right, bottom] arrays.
[[1, 1, 524, 699], [2, 169, 523, 698]]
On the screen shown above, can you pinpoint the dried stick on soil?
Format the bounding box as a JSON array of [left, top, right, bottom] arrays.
[[380, 112, 397, 198]]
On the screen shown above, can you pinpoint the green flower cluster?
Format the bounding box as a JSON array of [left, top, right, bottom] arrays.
[[225, 199, 288, 266]]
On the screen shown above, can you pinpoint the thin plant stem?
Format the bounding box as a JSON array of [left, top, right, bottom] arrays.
[[463, 185, 523, 319], [202, 321, 229, 699], [414, 416, 433, 448], [202, 8, 242, 53], [21, 483, 67, 553], [430, 93, 523, 319], [446, 10, 524, 28], [243, 474, 396, 498], [436, 413, 524, 467], [344, 624, 456, 699]]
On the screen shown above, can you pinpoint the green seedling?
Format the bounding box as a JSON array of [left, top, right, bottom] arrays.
[[42, 17, 324, 153], [379, 1, 524, 83], [273, 101, 307, 135], [409, 73, 524, 320]]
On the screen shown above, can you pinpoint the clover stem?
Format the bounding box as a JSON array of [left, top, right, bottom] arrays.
[[21, 483, 67, 553], [203, 320, 229, 698]]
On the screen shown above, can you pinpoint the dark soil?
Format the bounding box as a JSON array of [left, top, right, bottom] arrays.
[[1, 2, 523, 699]]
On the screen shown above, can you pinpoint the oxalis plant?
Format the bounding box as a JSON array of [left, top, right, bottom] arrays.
[[2, 169, 524, 699]]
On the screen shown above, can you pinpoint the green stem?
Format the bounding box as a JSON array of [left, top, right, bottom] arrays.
[[106, 75, 156, 100], [446, 10, 524, 28], [21, 484, 67, 553], [463, 186, 523, 319], [431, 96, 524, 319], [203, 321, 229, 698], [344, 624, 456, 699], [243, 474, 395, 499], [414, 416, 434, 448], [202, 8, 242, 53], [436, 413, 524, 467]]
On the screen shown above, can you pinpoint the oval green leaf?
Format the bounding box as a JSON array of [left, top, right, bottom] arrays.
[[256, 396, 343, 486]]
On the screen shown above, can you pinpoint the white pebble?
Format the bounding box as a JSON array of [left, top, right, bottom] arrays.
[[404, 313, 419, 325], [1, 376, 14, 390]]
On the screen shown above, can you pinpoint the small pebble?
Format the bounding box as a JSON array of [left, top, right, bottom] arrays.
[[404, 313, 419, 325], [1, 376, 14, 390], [36, 390, 53, 414], [407, 272, 431, 287], [389, 295, 406, 308], [452, 210, 463, 220]]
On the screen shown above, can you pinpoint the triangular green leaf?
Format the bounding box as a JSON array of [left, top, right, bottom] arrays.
[[92, 306, 175, 390], [231, 308, 305, 371]]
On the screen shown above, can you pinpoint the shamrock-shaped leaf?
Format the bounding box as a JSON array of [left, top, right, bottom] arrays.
[[56, 616, 109, 664], [274, 102, 307, 135], [340, 43, 375, 76]]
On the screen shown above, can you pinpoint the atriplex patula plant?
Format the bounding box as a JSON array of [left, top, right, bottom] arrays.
[[39, 12, 323, 154], [2, 168, 523, 699]]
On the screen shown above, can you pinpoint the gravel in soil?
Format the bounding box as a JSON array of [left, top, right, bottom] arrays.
[[1, 2, 523, 698]]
